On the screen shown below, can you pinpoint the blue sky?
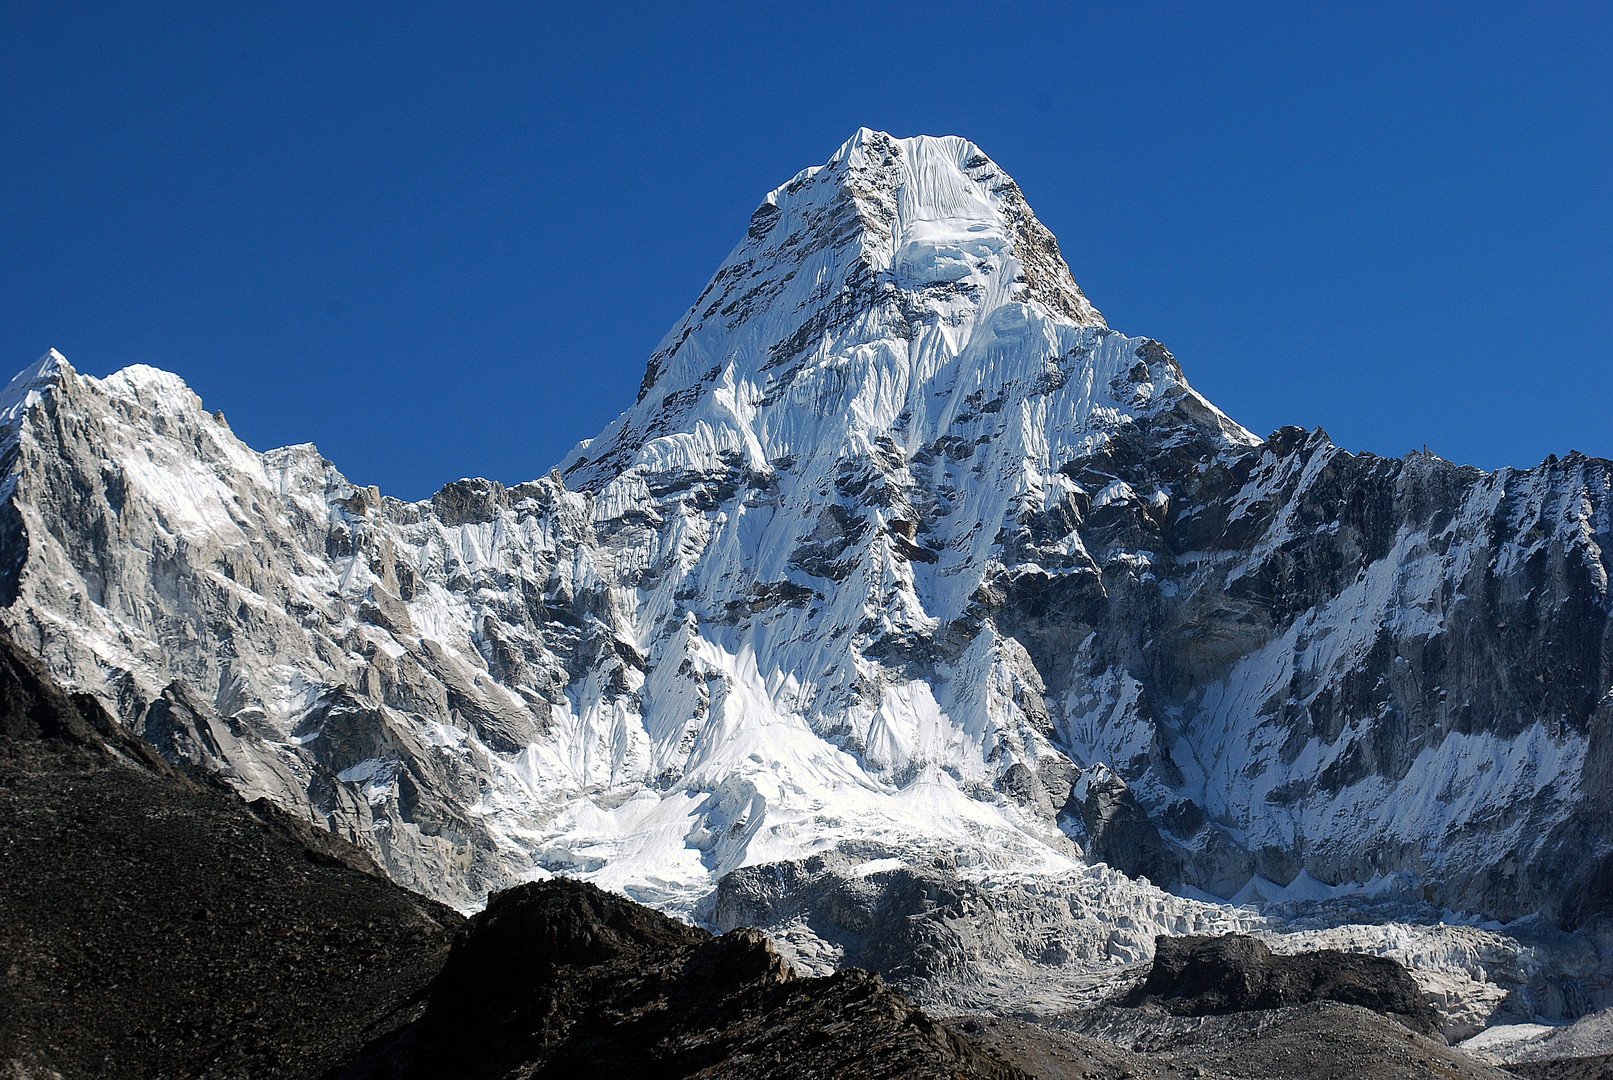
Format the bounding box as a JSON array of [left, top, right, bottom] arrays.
[[2, 3, 1607, 500]]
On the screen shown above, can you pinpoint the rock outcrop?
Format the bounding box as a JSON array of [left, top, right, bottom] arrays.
[[335, 878, 1028, 1080], [1128, 933, 1437, 1034]]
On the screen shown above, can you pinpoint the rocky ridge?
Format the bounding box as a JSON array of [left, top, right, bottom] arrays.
[[335, 877, 1030, 1080]]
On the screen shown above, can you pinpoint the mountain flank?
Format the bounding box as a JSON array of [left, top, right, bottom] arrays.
[[0, 629, 462, 1079]]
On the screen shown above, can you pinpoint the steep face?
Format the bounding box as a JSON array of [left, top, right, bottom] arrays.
[[1121, 436, 1613, 923], [0, 129, 1609, 979], [0, 353, 610, 907], [534, 131, 1260, 914], [567, 129, 1105, 490]]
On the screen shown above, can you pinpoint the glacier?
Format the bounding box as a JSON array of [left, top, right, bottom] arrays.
[[3, 128, 1610, 1030]]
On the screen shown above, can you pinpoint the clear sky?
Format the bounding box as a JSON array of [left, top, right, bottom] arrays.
[[2, 3, 1608, 500]]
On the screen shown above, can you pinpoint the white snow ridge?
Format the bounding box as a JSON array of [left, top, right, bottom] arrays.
[[3, 130, 1611, 1032]]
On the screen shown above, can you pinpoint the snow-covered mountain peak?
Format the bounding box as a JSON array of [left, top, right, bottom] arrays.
[[0, 350, 223, 435], [17, 348, 68, 380], [561, 130, 1113, 492], [773, 128, 1103, 323], [0, 350, 70, 426], [811, 129, 1099, 315]]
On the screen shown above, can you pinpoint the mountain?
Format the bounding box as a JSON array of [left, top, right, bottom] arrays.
[[1, 129, 1609, 1019]]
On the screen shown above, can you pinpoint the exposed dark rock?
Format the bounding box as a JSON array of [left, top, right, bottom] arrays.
[[1074, 766, 1181, 887], [1127, 933, 1437, 1034], [977, 405, 1613, 920], [430, 478, 509, 526], [334, 878, 1028, 1080], [0, 628, 462, 1080]]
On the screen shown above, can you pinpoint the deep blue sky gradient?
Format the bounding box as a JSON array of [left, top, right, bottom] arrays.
[[2, 3, 1608, 499]]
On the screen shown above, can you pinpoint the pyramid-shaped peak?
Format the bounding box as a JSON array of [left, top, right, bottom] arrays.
[[24, 349, 71, 381], [811, 128, 1000, 189], [628, 131, 1099, 390], [0, 350, 74, 428], [792, 128, 1006, 192], [564, 132, 1115, 490], [5, 349, 73, 397], [755, 130, 1103, 329]]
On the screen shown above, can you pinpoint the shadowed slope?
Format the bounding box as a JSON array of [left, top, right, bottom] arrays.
[[0, 630, 463, 1080], [334, 878, 1029, 1080]]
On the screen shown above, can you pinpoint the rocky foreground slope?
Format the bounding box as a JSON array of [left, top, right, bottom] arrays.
[[0, 129, 1609, 1019], [0, 630, 462, 1078]]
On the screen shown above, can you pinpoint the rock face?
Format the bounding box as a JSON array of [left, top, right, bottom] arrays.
[[335, 878, 1028, 1080], [0, 128, 1608, 949], [1130, 933, 1436, 1034]]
